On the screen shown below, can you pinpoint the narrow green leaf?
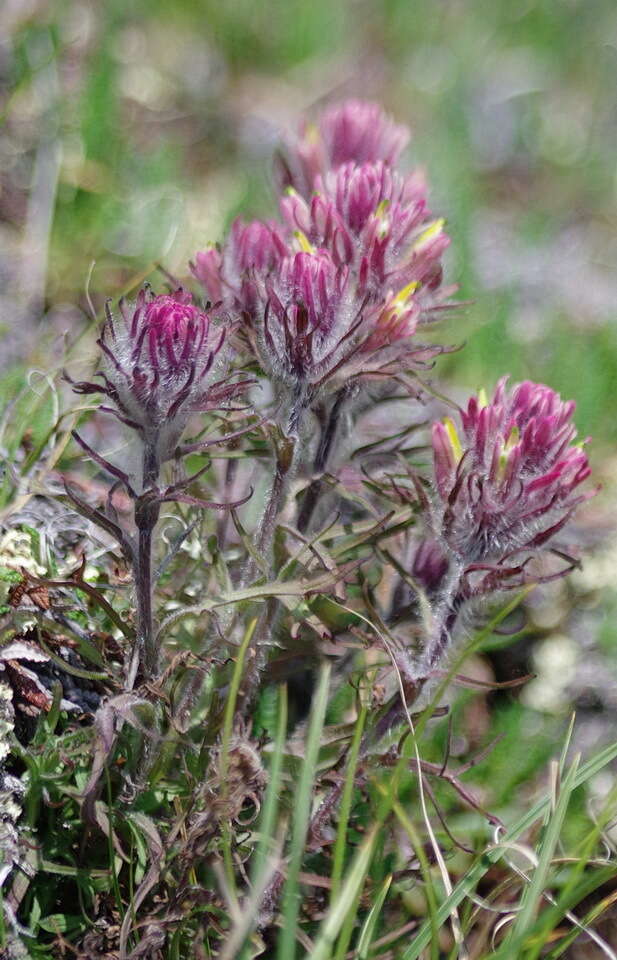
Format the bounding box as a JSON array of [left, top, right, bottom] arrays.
[[277, 660, 331, 960], [310, 828, 377, 960], [356, 874, 392, 960], [38, 914, 82, 934], [252, 684, 288, 882], [330, 693, 367, 903], [220, 616, 259, 903], [498, 754, 580, 956]]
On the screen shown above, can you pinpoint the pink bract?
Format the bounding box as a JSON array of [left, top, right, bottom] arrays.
[[432, 379, 593, 567], [279, 99, 411, 197], [192, 219, 289, 318]]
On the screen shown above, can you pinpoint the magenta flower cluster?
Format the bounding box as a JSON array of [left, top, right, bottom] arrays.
[[70, 287, 245, 465], [192, 100, 453, 425], [431, 378, 593, 594]]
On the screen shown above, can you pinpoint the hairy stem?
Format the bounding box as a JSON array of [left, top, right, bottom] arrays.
[[422, 561, 466, 672], [238, 427, 299, 709], [243, 430, 298, 586], [297, 386, 349, 534], [133, 440, 161, 684], [257, 437, 297, 560]]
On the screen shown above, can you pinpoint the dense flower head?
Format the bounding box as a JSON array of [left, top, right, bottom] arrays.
[[191, 194, 450, 409], [278, 99, 411, 198], [139, 292, 209, 364], [320, 99, 410, 169], [280, 161, 449, 301], [282, 161, 422, 242], [247, 248, 447, 420], [432, 379, 593, 567], [257, 250, 351, 392], [191, 99, 454, 429], [267, 250, 348, 335], [70, 287, 243, 460]]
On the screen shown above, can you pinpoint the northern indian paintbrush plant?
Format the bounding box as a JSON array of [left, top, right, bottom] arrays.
[[0, 98, 598, 958]]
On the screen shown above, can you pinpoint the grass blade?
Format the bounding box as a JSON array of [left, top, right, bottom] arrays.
[[495, 753, 580, 957], [356, 874, 392, 960], [252, 683, 288, 883], [277, 660, 331, 960], [402, 739, 617, 960], [309, 827, 377, 960], [329, 690, 368, 904], [220, 616, 259, 902]]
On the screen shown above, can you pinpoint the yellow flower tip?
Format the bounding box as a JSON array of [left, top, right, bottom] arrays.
[[498, 449, 508, 477], [374, 200, 393, 238], [378, 281, 419, 326], [443, 416, 463, 463], [293, 230, 315, 254], [393, 280, 419, 309], [477, 387, 489, 410], [413, 218, 445, 253]]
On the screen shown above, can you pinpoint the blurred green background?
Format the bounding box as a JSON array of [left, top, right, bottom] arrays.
[[2, 0, 617, 446]]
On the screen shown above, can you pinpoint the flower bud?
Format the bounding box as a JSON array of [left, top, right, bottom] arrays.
[[259, 250, 350, 391], [71, 287, 241, 461], [412, 538, 449, 594], [192, 219, 289, 319]]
